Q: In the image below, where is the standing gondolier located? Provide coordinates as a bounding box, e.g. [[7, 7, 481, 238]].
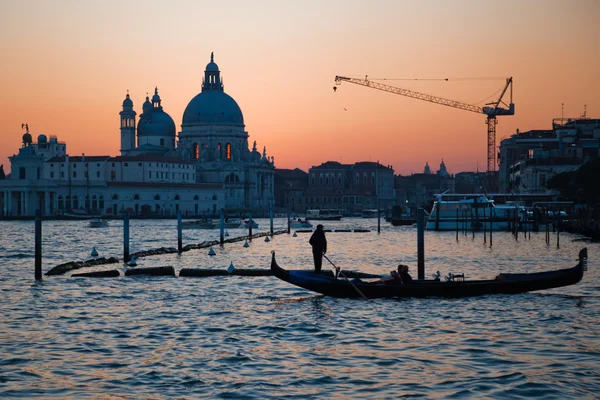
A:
[[309, 224, 327, 273]]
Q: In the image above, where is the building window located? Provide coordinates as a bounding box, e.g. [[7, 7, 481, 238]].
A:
[[96, 171, 100, 178], [193, 143, 199, 159], [124, 163, 128, 167], [50, 172, 54, 178], [160, 139, 165, 146], [19, 168, 26, 179], [226, 143, 231, 160], [149, 171, 151, 179], [61, 172, 64, 178], [73, 171, 77, 178], [540, 174, 547, 187], [111, 170, 116, 181]]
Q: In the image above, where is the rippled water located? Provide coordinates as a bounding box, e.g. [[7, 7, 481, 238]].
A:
[[0, 218, 599, 398]]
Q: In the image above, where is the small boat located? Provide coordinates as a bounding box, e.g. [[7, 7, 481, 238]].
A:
[[213, 218, 241, 229], [240, 219, 259, 229], [88, 219, 109, 228], [389, 205, 416, 226], [182, 219, 216, 229], [306, 209, 343, 221], [290, 218, 313, 229], [360, 209, 380, 218], [270, 248, 588, 299]]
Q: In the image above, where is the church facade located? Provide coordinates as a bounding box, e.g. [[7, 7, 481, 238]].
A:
[[0, 54, 275, 218]]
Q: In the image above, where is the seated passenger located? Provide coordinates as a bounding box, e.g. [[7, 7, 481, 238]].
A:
[[398, 264, 413, 284]]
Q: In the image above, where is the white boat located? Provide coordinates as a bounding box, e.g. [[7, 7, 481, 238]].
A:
[[213, 218, 241, 229], [361, 209, 380, 218], [426, 194, 529, 231], [306, 209, 343, 221], [182, 219, 216, 229], [88, 219, 109, 228], [290, 218, 313, 229], [240, 219, 259, 229]]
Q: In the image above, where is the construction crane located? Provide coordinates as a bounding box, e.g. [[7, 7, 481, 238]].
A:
[[333, 76, 514, 173]]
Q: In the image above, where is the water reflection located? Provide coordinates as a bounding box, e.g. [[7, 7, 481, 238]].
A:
[[0, 218, 598, 398]]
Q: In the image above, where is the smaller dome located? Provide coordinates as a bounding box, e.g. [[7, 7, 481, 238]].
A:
[[138, 110, 176, 138], [22, 133, 32, 143], [206, 61, 219, 72], [142, 96, 152, 113], [122, 93, 133, 108], [38, 134, 47, 144], [206, 51, 219, 71], [151, 87, 161, 103]]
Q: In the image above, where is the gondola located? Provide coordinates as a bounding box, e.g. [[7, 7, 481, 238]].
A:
[[270, 248, 588, 299]]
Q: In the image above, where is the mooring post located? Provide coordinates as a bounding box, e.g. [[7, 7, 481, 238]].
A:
[[248, 212, 253, 239], [471, 208, 475, 240], [489, 207, 493, 247], [270, 202, 274, 236], [483, 204, 487, 244], [287, 211, 291, 234], [557, 211, 560, 248], [514, 205, 519, 241], [177, 210, 182, 254], [456, 208, 459, 242], [123, 212, 130, 263], [417, 208, 425, 280], [435, 200, 440, 231], [377, 208, 381, 233], [220, 208, 225, 245], [35, 209, 42, 280]]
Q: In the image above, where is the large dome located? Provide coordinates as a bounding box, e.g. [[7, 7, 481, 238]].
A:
[[182, 90, 244, 126]]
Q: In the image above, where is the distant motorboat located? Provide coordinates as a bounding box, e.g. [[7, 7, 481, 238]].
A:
[[306, 209, 343, 221], [182, 219, 217, 229], [290, 218, 313, 229], [88, 219, 109, 228], [214, 218, 242, 229]]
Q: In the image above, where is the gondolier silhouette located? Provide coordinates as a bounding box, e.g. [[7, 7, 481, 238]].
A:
[[309, 224, 327, 273]]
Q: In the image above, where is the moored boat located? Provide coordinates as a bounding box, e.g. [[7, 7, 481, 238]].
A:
[[88, 219, 109, 228], [306, 209, 343, 221], [182, 219, 216, 229], [270, 248, 587, 299], [426, 194, 529, 231], [290, 218, 313, 229]]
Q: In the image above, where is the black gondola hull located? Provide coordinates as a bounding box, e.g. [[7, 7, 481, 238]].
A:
[[270, 249, 587, 299]]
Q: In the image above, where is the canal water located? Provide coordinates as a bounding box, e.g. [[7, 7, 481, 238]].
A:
[[0, 218, 598, 398]]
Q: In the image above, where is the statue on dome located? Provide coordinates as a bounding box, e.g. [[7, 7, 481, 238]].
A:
[[262, 146, 267, 160], [252, 141, 257, 152], [0, 164, 5, 180]]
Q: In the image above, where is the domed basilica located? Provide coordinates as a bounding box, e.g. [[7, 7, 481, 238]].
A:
[[1, 54, 275, 217]]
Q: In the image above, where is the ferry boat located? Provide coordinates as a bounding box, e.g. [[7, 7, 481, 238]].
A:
[[426, 194, 528, 231], [306, 209, 343, 221]]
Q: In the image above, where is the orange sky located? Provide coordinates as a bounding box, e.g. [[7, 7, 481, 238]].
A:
[[1, 0, 598, 176]]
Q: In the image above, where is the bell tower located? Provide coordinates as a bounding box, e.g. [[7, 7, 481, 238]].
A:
[[120, 91, 137, 155]]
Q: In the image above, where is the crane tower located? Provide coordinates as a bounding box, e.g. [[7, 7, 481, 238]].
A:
[[333, 76, 514, 173]]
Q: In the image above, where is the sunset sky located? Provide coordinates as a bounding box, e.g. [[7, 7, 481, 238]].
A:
[[1, 0, 598, 176]]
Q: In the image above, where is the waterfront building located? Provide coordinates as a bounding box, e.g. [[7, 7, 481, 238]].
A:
[[0, 54, 275, 218], [273, 168, 309, 213], [303, 161, 395, 215], [498, 118, 600, 194]]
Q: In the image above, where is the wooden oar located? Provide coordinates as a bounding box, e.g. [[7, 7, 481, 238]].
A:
[[322, 254, 369, 301]]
